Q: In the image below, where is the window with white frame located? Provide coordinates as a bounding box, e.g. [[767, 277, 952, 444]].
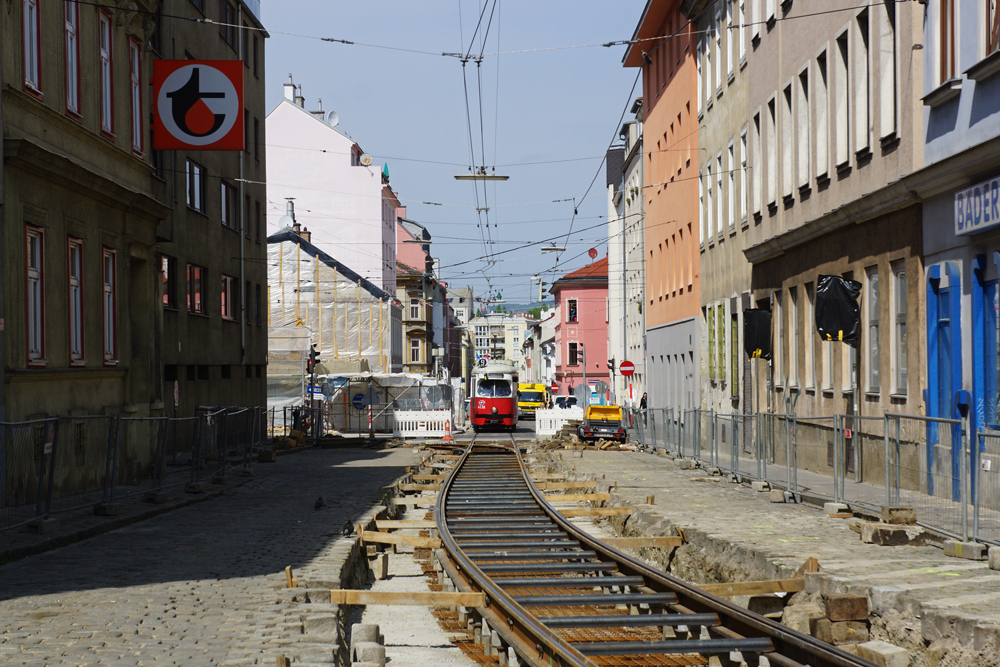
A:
[[728, 141, 736, 231], [766, 97, 777, 206], [699, 170, 706, 244], [697, 38, 704, 115], [939, 0, 956, 83], [866, 265, 879, 391], [410, 339, 421, 363], [816, 50, 830, 178], [715, 12, 723, 91], [782, 84, 793, 199], [706, 163, 714, 241], [27, 228, 44, 362], [834, 31, 850, 166], [854, 11, 871, 154], [567, 299, 578, 323], [739, 0, 747, 62], [878, 1, 897, 139], [716, 152, 724, 237], [69, 239, 84, 362], [708, 306, 717, 380], [892, 261, 907, 392], [221, 274, 236, 320], [752, 111, 763, 215], [726, 0, 734, 77], [186, 160, 205, 212], [705, 28, 714, 106], [102, 248, 117, 363], [740, 128, 748, 221], [990, 0, 1000, 56], [797, 68, 810, 189], [790, 286, 799, 387], [766, 0, 776, 23], [752, 0, 761, 42], [409, 297, 420, 319], [65, 1, 80, 113], [805, 282, 816, 388], [24, 0, 41, 91], [773, 292, 783, 381], [129, 39, 142, 153], [99, 11, 113, 135]]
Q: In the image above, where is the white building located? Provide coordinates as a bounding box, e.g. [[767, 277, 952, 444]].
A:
[[266, 76, 397, 293]]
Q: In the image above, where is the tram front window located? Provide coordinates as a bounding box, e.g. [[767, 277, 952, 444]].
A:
[[477, 380, 511, 397]]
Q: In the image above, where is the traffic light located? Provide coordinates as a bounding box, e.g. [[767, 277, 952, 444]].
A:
[[607, 357, 615, 371], [307, 345, 321, 374]]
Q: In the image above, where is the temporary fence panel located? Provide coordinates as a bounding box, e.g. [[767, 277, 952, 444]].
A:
[[535, 408, 584, 438], [393, 410, 453, 439], [976, 430, 1000, 545], [0, 419, 58, 532]]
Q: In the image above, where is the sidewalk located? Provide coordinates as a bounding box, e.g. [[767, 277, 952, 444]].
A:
[[545, 448, 1000, 666]]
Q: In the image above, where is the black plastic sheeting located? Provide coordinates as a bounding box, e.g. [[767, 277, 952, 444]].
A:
[[815, 275, 862, 348], [743, 309, 772, 360]]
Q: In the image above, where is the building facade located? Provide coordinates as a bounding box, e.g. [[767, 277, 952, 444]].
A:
[[550, 257, 610, 399], [624, 0, 701, 414]]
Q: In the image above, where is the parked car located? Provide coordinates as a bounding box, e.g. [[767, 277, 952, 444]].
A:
[[577, 404, 627, 443]]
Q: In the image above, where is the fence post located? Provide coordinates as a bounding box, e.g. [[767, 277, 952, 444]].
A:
[[961, 410, 970, 541], [834, 414, 841, 504], [43, 421, 59, 517], [883, 413, 891, 508], [974, 431, 981, 543]]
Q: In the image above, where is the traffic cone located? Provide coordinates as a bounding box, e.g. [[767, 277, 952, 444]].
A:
[[442, 418, 454, 442]]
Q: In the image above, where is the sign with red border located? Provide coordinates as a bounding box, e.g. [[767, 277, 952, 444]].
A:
[[619, 360, 636, 377], [153, 60, 244, 150]]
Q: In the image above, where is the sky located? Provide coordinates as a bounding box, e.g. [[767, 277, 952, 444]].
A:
[[262, 1, 648, 305]]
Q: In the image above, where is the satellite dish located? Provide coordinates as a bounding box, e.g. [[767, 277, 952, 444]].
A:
[[360, 154, 373, 167], [588, 248, 598, 259], [326, 110, 339, 128]]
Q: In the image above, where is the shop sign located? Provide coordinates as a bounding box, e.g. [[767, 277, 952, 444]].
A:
[[955, 175, 1000, 236]]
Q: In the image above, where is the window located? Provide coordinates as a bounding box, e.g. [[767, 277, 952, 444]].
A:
[[699, 170, 706, 243], [187, 264, 206, 314], [65, 1, 80, 113], [740, 128, 748, 222], [714, 12, 723, 91], [835, 31, 850, 166], [752, 111, 763, 215], [24, 0, 41, 91], [739, 0, 747, 62], [569, 342, 580, 366], [766, 0, 776, 23], [727, 141, 735, 231], [221, 181, 238, 229], [752, 0, 761, 42], [69, 239, 84, 362], [706, 163, 714, 240], [940, 0, 956, 83], [219, 0, 238, 49], [254, 118, 260, 161], [766, 98, 777, 206], [189, 0, 204, 11], [773, 292, 783, 381], [854, 11, 871, 154], [731, 309, 740, 397], [790, 287, 799, 387], [255, 284, 262, 325], [253, 35, 260, 77], [726, 0, 734, 78], [717, 304, 726, 382], [823, 340, 834, 390], [892, 262, 906, 392], [716, 152, 724, 236], [26, 227, 44, 362], [161, 255, 177, 308], [708, 306, 716, 379], [243, 280, 251, 323], [782, 85, 793, 199], [99, 11, 114, 135], [102, 248, 117, 363], [697, 39, 704, 115], [129, 39, 142, 153], [409, 297, 419, 319], [410, 339, 421, 363], [221, 275, 236, 320], [878, 1, 897, 139], [705, 28, 713, 105], [255, 200, 262, 241], [866, 266, 879, 391], [806, 282, 816, 388], [816, 51, 830, 178], [244, 195, 251, 237], [186, 160, 205, 212], [797, 69, 810, 189], [568, 299, 578, 323]]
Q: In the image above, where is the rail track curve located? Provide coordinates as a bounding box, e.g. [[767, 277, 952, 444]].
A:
[[433, 439, 877, 667]]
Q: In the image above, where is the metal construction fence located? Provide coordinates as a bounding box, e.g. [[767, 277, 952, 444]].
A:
[[0, 406, 264, 533], [628, 406, 1000, 546]]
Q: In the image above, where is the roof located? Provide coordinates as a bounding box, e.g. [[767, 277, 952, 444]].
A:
[[267, 227, 393, 302], [396, 260, 423, 276], [398, 218, 430, 242], [550, 257, 609, 293]]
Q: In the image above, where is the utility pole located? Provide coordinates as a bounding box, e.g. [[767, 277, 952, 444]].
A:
[[580, 344, 587, 401]]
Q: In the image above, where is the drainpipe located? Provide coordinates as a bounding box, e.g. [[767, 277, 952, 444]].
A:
[[238, 4, 247, 367]]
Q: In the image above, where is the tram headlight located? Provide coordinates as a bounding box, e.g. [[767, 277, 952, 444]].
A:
[[491, 407, 498, 414]]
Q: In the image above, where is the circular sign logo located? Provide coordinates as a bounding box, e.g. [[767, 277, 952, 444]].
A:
[[153, 61, 244, 150], [619, 361, 636, 377]]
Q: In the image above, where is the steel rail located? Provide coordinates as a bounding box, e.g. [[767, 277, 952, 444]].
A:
[[433, 437, 879, 667]]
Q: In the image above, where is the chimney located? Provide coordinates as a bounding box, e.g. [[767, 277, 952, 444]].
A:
[[299, 226, 311, 242], [283, 74, 296, 102], [310, 98, 325, 121], [294, 84, 305, 108]]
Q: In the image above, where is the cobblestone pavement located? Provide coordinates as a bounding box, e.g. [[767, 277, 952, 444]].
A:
[[0, 446, 417, 666]]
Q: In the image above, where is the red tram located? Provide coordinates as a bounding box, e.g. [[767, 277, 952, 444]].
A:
[[470, 363, 519, 432]]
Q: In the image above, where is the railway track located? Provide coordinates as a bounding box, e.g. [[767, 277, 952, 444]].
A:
[[432, 437, 876, 667]]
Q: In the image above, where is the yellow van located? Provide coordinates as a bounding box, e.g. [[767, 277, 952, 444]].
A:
[[517, 383, 549, 420]]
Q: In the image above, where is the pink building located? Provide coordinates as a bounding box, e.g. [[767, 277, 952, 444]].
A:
[[551, 257, 610, 398]]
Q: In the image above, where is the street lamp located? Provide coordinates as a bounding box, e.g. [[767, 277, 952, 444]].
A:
[[455, 167, 510, 181], [540, 244, 565, 252]]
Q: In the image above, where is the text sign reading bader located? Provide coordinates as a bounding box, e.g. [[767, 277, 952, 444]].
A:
[[955, 175, 1000, 236], [153, 60, 244, 150]]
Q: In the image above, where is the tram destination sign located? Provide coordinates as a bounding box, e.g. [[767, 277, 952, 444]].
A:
[[955, 175, 1000, 236]]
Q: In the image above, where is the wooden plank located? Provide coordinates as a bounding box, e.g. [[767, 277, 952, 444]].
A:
[[603, 536, 684, 548], [389, 497, 437, 506], [284, 565, 298, 589], [375, 520, 438, 530], [411, 474, 447, 482], [545, 492, 612, 502], [398, 483, 442, 492], [433, 454, 462, 461], [558, 506, 633, 517], [534, 481, 598, 490], [330, 590, 485, 606], [360, 530, 441, 549], [697, 578, 806, 597], [531, 473, 567, 480]]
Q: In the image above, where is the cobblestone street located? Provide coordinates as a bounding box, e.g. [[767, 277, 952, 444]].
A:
[[0, 447, 417, 666]]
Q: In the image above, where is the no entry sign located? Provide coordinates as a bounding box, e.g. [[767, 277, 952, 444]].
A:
[[153, 60, 244, 150], [619, 360, 636, 377]]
